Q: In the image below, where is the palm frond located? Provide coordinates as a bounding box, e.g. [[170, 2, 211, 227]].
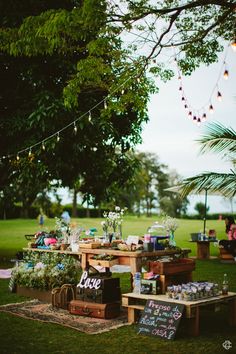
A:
[[168, 171, 236, 198], [196, 122, 236, 157]]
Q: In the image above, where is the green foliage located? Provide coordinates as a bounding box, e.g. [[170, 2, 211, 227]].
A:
[[194, 202, 209, 219], [173, 122, 236, 198], [12, 251, 80, 290], [0, 0, 235, 217], [0, 0, 157, 213]]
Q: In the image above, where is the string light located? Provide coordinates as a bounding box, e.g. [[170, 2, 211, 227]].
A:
[[1, 58, 143, 161], [174, 43, 231, 125], [202, 113, 207, 122], [217, 91, 222, 102], [73, 122, 77, 134], [197, 117, 201, 126], [231, 39, 236, 52], [104, 100, 108, 109], [16, 154, 20, 161], [121, 89, 125, 95], [209, 103, 214, 114], [223, 62, 229, 79], [42, 141, 46, 151]]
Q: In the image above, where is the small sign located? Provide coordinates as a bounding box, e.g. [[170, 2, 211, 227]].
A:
[[126, 235, 140, 245], [137, 299, 184, 340]]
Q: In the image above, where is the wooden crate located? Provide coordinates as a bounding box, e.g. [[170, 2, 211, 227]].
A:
[[16, 286, 52, 302], [148, 258, 195, 275], [88, 258, 119, 267], [79, 242, 101, 249], [219, 248, 234, 262]]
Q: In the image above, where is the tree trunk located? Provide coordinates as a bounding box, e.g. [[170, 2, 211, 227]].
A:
[[21, 203, 29, 218], [86, 198, 90, 218], [72, 189, 78, 218]]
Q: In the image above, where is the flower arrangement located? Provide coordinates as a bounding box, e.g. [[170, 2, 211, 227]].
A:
[[101, 206, 127, 240], [11, 252, 80, 290], [162, 215, 179, 234]]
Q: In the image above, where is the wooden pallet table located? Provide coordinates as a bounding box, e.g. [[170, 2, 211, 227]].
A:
[[122, 292, 236, 336]]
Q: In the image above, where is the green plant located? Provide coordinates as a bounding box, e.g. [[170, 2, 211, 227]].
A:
[[11, 252, 80, 290]]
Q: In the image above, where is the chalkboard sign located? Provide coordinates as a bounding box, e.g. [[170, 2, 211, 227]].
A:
[[137, 299, 184, 340]]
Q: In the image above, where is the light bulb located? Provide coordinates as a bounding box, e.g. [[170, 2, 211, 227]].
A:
[[121, 89, 125, 95], [209, 104, 214, 114], [42, 142, 46, 150], [57, 133, 60, 142], [188, 111, 192, 117], [88, 111, 92, 122], [137, 77, 140, 83], [28, 149, 32, 157], [223, 69, 229, 80], [74, 122, 77, 134], [104, 100, 107, 109], [231, 39, 236, 52], [178, 75, 181, 80], [181, 96, 185, 101], [197, 117, 201, 126], [16, 154, 20, 161], [179, 86, 182, 91], [184, 104, 188, 109], [217, 91, 222, 102], [193, 115, 197, 123], [202, 113, 207, 122]]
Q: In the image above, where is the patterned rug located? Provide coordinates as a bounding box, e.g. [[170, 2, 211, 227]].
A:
[[0, 300, 129, 334]]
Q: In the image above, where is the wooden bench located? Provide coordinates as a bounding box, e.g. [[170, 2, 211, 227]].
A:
[[122, 292, 236, 336]]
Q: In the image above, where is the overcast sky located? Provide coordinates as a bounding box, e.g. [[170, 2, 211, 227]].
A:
[[59, 44, 235, 214], [137, 46, 236, 213]]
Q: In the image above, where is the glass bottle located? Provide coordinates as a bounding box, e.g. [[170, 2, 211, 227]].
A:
[[222, 273, 229, 295], [133, 272, 141, 294]]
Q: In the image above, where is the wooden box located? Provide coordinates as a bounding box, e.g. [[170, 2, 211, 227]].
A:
[[79, 242, 101, 249], [69, 300, 120, 319], [141, 279, 160, 295], [77, 287, 121, 303], [219, 248, 234, 262], [148, 258, 195, 275], [16, 286, 52, 302], [88, 258, 119, 267]]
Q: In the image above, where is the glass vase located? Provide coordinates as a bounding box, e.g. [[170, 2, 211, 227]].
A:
[[169, 231, 176, 247]]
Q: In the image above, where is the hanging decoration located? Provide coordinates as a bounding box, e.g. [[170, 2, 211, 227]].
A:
[[0, 65, 142, 163], [1, 40, 235, 161], [175, 42, 234, 126]]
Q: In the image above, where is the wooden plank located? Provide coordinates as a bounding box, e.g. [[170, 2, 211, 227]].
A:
[[88, 258, 119, 267], [127, 304, 145, 310], [228, 299, 236, 326]]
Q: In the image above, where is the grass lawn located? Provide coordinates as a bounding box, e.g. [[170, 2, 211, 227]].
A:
[[0, 217, 235, 354], [0, 216, 226, 262]]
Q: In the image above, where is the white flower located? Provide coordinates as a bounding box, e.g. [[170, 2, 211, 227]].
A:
[[102, 206, 127, 233], [162, 215, 179, 233]]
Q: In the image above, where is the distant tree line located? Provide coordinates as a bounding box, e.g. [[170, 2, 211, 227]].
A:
[[0, 150, 189, 219]]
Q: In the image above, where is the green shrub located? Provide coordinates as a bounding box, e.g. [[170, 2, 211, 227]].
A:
[[11, 252, 81, 290]]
